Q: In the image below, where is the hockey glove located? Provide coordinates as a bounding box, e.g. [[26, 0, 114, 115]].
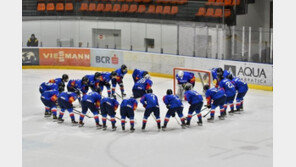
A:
[[166, 105, 170, 109], [143, 104, 147, 108], [206, 104, 211, 109]]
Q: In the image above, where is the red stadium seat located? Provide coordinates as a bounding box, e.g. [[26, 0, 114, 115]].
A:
[[103, 4, 112, 12], [195, 7, 206, 16], [120, 4, 129, 13], [134, 0, 142, 2], [37, 3, 46, 11], [126, 0, 133, 2], [118, 0, 125, 2], [232, 0, 240, 5], [205, 8, 214, 17], [96, 4, 104, 12], [142, 0, 152, 3], [215, 0, 224, 6], [112, 4, 121, 12], [80, 3, 88, 11], [214, 8, 223, 17], [224, 0, 232, 6], [224, 9, 231, 17], [56, 3, 64, 11], [137, 5, 146, 13], [206, 0, 215, 5], [128, 4, 138, 13], [47, 3, 55, 11], [155, 6, 163, 14], [88, 3, 96, 11], [162, 6, 171, 15], [65, 3, 74, 11], [170, 6, 178, 15], [146, 5, 156, 14]]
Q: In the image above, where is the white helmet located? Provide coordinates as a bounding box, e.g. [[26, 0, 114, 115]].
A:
[[178, 71, 184, 78], [144, 74, 150, 79]]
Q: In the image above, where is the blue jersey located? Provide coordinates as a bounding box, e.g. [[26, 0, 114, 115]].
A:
[[82, 92, 101, 103], [132, 69, 147, 81], [231, 77, 248, 93], [85, 74, 96, 87], [49, 78, 63, 85], [133, 78, 153, 91], [205, 87, 226, 101], [101, 97, 119, 109], [176, 72, 195, 85], [120, 98, 138, 110], [219, 78, 236, 97], [67, 79, 88, 94], [41, 90, 59, 101], [58, 92, 78, 102], [40, 82, 58, 93], [163, 94, 183, 108], [211, 68, 232, 80], [100, 72, 112, 83], [140, 93, 159, 109], [184, 90, 203, 105], [115, 68, 127, 79]]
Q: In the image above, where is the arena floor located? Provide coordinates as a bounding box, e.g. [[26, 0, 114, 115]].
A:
[[22, 69, 273, 167]]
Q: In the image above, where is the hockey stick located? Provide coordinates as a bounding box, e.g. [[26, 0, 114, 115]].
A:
[[174, 117, 181, 125], [115, 91, 123, 100], [203, 109, 211, 118]]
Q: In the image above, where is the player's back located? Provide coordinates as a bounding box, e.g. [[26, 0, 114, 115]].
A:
[[206, 87, 225, 100], [232, 77, 248, 93], [121, 98, 137, 109], [41, 90, 59, 100], [58, 92, 76, 101], [133, 78, 152, 90], [85, 75, 95, 86], [49, 78, 62, 85], [141, 93, 159, 108], [219, 79, 236, 97], [115, 68, 126, 78], [68, 79, 81, 88], [40, 82, 58, 93], [184, 90, 203, 104], [101, 97, 118, 107], [82, 92, 101, 103], [101, 72, 111, 82], [163, 94, 183, 108]]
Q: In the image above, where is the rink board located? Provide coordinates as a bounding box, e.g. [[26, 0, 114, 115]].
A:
[[22, 47, 273, 91]]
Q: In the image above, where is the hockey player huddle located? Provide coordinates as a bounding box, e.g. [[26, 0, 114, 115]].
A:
[[39, 65, 248, 132]]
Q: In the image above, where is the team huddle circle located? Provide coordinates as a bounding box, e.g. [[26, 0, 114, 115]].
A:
[[40, 65, 248, 132]]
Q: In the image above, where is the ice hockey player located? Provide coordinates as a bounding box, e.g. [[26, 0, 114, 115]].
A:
[[203, 84, 227, 122], [162, 89, 186, 130], [67, 76, 89, 96], [120, 96, 138, 132], [140, 89, 161, 130], [99, 71, 117, 97], [183, 83, 204, 126], [78, 88, 102, 128], [39, 82, 59, 94], [49, 74, 69, 87], [100, 96, 119, 131], [211, 68, 232, 87], [112, 64, 128, 97], [227, 74, 248, 112], [57, 90, 80, 124], [175, 70, 195, 100], [218, 75, 236, 114], [132, 74, 153, 99], [132, 68, 148, 83], [40, 88, 63, 119], [84, 72, 101, 93]]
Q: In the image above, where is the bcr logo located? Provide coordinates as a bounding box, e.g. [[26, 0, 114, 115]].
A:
[[112, 54, 118, 65]]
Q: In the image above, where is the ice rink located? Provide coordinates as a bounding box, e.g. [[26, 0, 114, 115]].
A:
[[23, 69, 273, 167]]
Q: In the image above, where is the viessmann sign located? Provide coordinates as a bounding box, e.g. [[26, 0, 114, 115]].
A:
[[39, 48, 91, 66]]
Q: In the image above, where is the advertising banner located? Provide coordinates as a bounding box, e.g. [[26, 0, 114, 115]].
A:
[[91, 49, 123, 69], [39, 48, 90, 66], [223, 61, 273, 86], [22, 48, 39, 65]]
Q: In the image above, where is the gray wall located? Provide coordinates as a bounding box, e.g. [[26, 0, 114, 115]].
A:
[[237, 0, 272, 29]]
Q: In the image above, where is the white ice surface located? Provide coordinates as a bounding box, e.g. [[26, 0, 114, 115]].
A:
[[23, 69, 273, 167]]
